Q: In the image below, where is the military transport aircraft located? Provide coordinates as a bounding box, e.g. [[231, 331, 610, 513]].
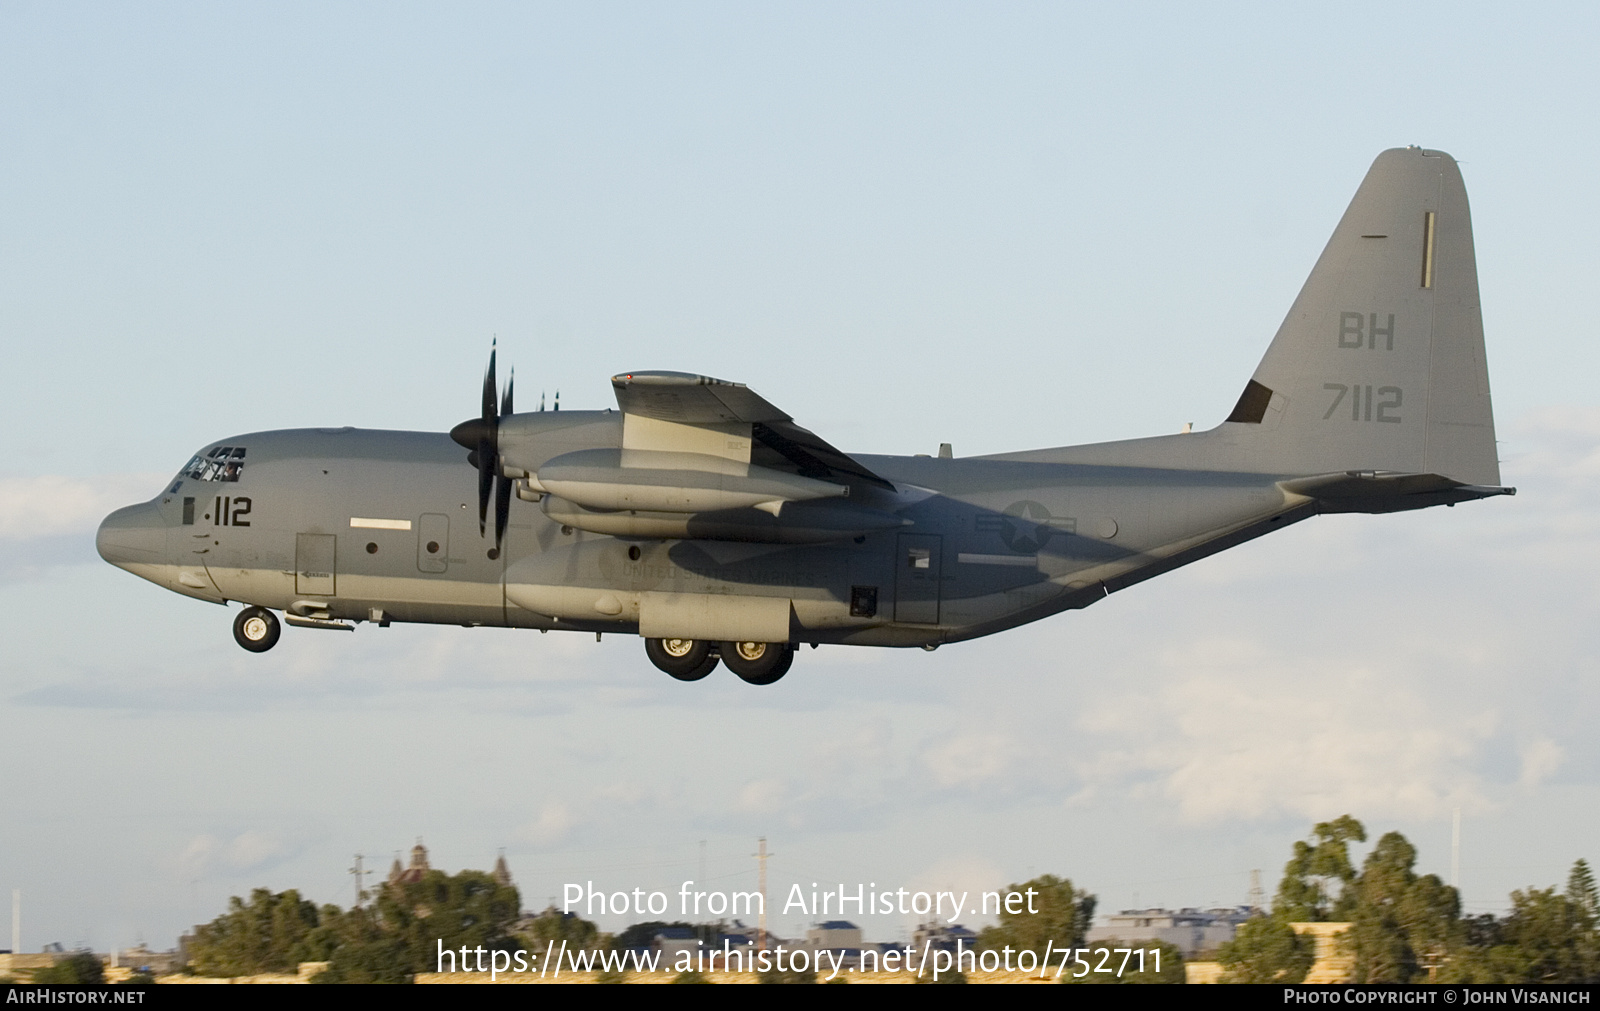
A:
[[97, 147, 1511, 685]]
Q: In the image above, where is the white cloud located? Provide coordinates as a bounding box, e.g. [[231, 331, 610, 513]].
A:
[[518, 801, 578, 847], [814, 718, 896, 778], [1518, 739, 1564, 790], [737, 778, 789, 813], [907, 856, 1008, 917], [174, 830, 292, 879], [177, 835, 220, 880], [225, 830, 289, 871], [921, 732, 1017, 789], [1177, 667, 1489, 822]]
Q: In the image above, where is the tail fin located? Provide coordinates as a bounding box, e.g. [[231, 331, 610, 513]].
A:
[[1224, 148, 1500, 485]]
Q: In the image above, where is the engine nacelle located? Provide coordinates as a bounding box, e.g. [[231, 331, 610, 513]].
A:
[[535, 448, 847, 514], [540, 494, 906, 543]]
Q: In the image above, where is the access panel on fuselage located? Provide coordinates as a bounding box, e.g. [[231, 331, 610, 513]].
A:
[[296, 533, 336, 596], [894, 533, 942, 624], [417, 513, 450, 573]]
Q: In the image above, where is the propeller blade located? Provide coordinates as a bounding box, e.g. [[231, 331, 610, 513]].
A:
[[476, 343, 499, 537], [494, 472, 512, 553], [493, 371, 515, 551], [478, 437, 493, 537], [482, 342, 498, 424]]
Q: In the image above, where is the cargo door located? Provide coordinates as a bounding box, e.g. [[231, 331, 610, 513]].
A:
[[894, 533, 942, 624]]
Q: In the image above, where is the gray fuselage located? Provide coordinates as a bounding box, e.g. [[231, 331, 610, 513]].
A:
[[96, 414, 1324, 648]]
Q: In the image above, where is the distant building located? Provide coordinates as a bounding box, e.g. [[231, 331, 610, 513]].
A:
[[651, 926, 701, 961], [113, 944, 181, 975], [388, 843, 431, 887], [797, 920, 868, 970], [385, 844, 512, 891], [806, 920, 862, 949], [912, 921, 979, 953], [720, 920, 762, 946], [1086, 907, 1253, 957], [639, 923, 773, 965]]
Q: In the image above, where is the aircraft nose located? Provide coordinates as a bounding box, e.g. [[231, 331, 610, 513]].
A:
[[96, 501, 167, 570]]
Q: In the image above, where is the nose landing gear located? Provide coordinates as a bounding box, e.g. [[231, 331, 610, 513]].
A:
[[233, 606, 281, 652]]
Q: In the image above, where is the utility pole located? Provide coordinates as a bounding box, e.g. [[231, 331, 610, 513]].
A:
[[1451, 808, 1461, 891], [11, 889, 18, 955], [348, 855, 370, 908], [753, 838, 773, 950], [1249, 869, 1265, 914]]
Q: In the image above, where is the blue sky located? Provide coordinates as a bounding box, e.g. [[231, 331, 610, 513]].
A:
[[3, 2, 1597, 950]]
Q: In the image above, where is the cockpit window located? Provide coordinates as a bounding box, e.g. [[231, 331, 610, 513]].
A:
[[181, 446, 246, 482]]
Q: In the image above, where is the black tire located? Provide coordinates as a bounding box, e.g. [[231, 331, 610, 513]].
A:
[[720, 641, 794, 685], [645, 638, 718, 681], [233, 606, 281, 653]]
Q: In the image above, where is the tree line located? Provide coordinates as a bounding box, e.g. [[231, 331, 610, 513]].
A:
[[185, 869, 524, 983], [1218, 815, 1599, 983], [177, 818, 1595, 983]]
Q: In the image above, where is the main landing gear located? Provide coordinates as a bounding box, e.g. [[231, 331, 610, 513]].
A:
[[720, 640, 794, 685], [233, 606, 281, 652], [643, 639, 795, 685], [645, 638, 719, 681]]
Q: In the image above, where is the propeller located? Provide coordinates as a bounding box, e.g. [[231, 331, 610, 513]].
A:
[[493, 371, 513, 550], [449, 342, 517, 557]]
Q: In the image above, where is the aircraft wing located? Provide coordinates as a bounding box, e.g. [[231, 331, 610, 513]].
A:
[[611, 371, 894, 489]]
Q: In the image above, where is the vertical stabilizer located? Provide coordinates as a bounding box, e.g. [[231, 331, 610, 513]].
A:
[[1224, 148, 1499, 485]]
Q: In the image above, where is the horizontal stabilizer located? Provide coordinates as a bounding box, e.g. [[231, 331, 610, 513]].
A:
[[1280, 470, 1515, 513]]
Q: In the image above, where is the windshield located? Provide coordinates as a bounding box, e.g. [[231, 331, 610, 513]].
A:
[[180, 445, 246, 483]]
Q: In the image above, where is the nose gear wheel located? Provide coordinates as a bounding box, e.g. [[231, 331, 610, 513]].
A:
[[233, 606, 281, 652]]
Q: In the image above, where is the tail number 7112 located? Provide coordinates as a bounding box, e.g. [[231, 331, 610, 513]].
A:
[[1323, 383, 1402, 423]]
